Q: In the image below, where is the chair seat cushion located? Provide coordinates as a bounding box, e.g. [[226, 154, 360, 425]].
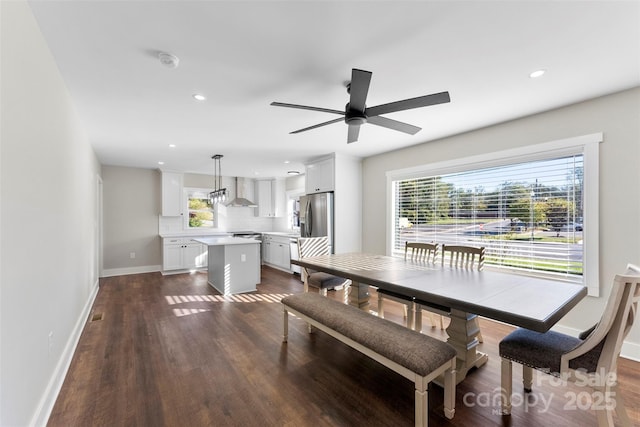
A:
[[500, 328, 603, 374], [308, 271, 347, 290], [500, 329, 581, 374]]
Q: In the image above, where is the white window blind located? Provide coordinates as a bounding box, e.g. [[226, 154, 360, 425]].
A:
[[387, 133, 601, 295]]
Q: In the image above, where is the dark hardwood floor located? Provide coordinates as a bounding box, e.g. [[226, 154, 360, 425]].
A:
[[48, 266, 640, 426]]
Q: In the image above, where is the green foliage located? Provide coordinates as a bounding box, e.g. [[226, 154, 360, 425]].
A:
[[188, 196, 214, 228], [546, 198, 576, 230]]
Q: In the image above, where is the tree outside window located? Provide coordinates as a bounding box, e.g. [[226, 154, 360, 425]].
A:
[[187, 192, 214, 228]]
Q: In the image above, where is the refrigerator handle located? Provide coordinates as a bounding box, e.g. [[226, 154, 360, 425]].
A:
[[305, 199, 312, 236]]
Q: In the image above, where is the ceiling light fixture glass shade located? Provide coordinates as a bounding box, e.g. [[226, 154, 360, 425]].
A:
[[209, 154, 227, 204]]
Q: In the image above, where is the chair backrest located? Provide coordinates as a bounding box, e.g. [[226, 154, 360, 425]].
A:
[[561, 263, 640, 375], [298, 236, 330, 259], [441, 244, 485, 270], [404, 242, 438, 263], [297, 236, 330, 283]]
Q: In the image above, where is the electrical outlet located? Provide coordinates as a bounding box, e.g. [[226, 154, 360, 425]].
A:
[[241, 254, 246, 262], [129, 252, 136, 259]]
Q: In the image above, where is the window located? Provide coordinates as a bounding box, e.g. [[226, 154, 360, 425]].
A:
[[185, 188, 214, 228], [387, 133, 601, 296], [286, 190, 304, 231]]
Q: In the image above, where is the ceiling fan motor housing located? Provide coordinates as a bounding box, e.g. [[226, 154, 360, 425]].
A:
[[345, 103, 367, 125]]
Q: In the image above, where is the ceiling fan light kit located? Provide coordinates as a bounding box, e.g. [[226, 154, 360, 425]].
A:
[[271, 68, 450, 143]]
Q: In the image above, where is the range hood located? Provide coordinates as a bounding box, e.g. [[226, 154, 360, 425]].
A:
[[225, 177, 257, 207]]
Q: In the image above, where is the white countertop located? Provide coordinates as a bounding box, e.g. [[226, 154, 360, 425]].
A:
[[160, 232, 231, 238], [193, 236, 261, 246], [262, 231, 300, 238]]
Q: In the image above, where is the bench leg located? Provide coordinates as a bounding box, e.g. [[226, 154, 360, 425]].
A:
[[283, 307, 288, 343], [415, 387, 428, 427]]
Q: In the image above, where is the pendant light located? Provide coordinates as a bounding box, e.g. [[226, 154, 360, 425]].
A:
[[209, 154, 227, 204]]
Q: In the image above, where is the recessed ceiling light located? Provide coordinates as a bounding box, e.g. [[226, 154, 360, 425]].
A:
[[529, 69, 546, 79], [192, 93, 206, 101], [284, 160, 290, 164], [168, 144, 176, 148], [158, 161, 165, 165], [287, 170, 300, 176]]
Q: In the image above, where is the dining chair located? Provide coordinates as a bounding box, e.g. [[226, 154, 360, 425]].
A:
[[377, 242, 439, 329], [499, 263, 640, 426], [414, 244, 485, 338], [440, 244, 485, 270], [297, 236, 349, 297]]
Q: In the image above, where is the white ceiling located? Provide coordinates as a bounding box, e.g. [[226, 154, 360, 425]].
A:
[[28, 1, 640, 178]]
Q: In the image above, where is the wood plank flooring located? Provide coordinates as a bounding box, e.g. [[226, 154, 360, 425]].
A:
[[48, 266, 640, 426]]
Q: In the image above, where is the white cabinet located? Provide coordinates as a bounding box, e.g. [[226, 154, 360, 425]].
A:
[[161, 172, 184, 216], [305, 157, 334, 194], [255, 178, 286, 217], [255, 179, 275, 217], [163, 237, 207, 272], [262, 234, 292, 271]]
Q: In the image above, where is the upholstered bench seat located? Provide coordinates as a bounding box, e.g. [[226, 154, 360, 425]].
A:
[[281, 292, 457, 427]]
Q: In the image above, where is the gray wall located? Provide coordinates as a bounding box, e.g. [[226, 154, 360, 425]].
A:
[[102, 166, 161, 272], [1, 1, 102, 424], [362, 87, 640, 356]]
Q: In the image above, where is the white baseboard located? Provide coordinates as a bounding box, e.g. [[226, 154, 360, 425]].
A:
[[30, 279, 100, 427], [101, 264, 161, 277], [552, 323, 640, 362]]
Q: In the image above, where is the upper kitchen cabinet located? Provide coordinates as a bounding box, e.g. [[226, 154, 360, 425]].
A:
[[305, 157, 334, 194], [161, 171, 184, 216], [255, 178, 286, 217]]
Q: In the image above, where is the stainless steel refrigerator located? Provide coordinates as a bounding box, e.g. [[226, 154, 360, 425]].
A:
[[299, 192, 334, 253]]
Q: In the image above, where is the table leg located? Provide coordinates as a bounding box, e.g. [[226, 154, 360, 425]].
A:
[[446, 309, 488, 383], [347, 280, 370, 311]]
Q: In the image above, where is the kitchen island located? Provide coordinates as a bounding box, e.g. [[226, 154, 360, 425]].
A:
[[193, 237, 261, 295]]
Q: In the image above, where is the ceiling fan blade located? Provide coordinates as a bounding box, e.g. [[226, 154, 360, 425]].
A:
[[271, 102, 345, 115], [367, 115, 421, 135], [347, 124, 360, 143], [348, 69, 372, 113], [290, 117, 344, 134], [366, 91, 450, 117]]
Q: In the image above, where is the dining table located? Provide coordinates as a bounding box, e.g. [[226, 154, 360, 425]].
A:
[[291, 252, 588, 383]]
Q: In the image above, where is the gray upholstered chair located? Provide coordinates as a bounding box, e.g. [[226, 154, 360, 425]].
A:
[[414, 244, 485, 338], [377, 242, 439, 329], [297, 236, 349, 296], [499, 264, 640, 426]]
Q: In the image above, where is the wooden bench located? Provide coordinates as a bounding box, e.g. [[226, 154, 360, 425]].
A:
[[281, 292, 457, 427]]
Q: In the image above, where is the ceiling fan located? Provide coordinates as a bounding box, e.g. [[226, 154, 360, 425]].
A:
[[271, 68, 450, 144]]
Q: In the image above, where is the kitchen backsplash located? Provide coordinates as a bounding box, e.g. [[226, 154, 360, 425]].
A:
[[159, 206, 289, 236]]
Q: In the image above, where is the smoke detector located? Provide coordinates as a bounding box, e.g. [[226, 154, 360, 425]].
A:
[[158, 52, 179, 69]]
